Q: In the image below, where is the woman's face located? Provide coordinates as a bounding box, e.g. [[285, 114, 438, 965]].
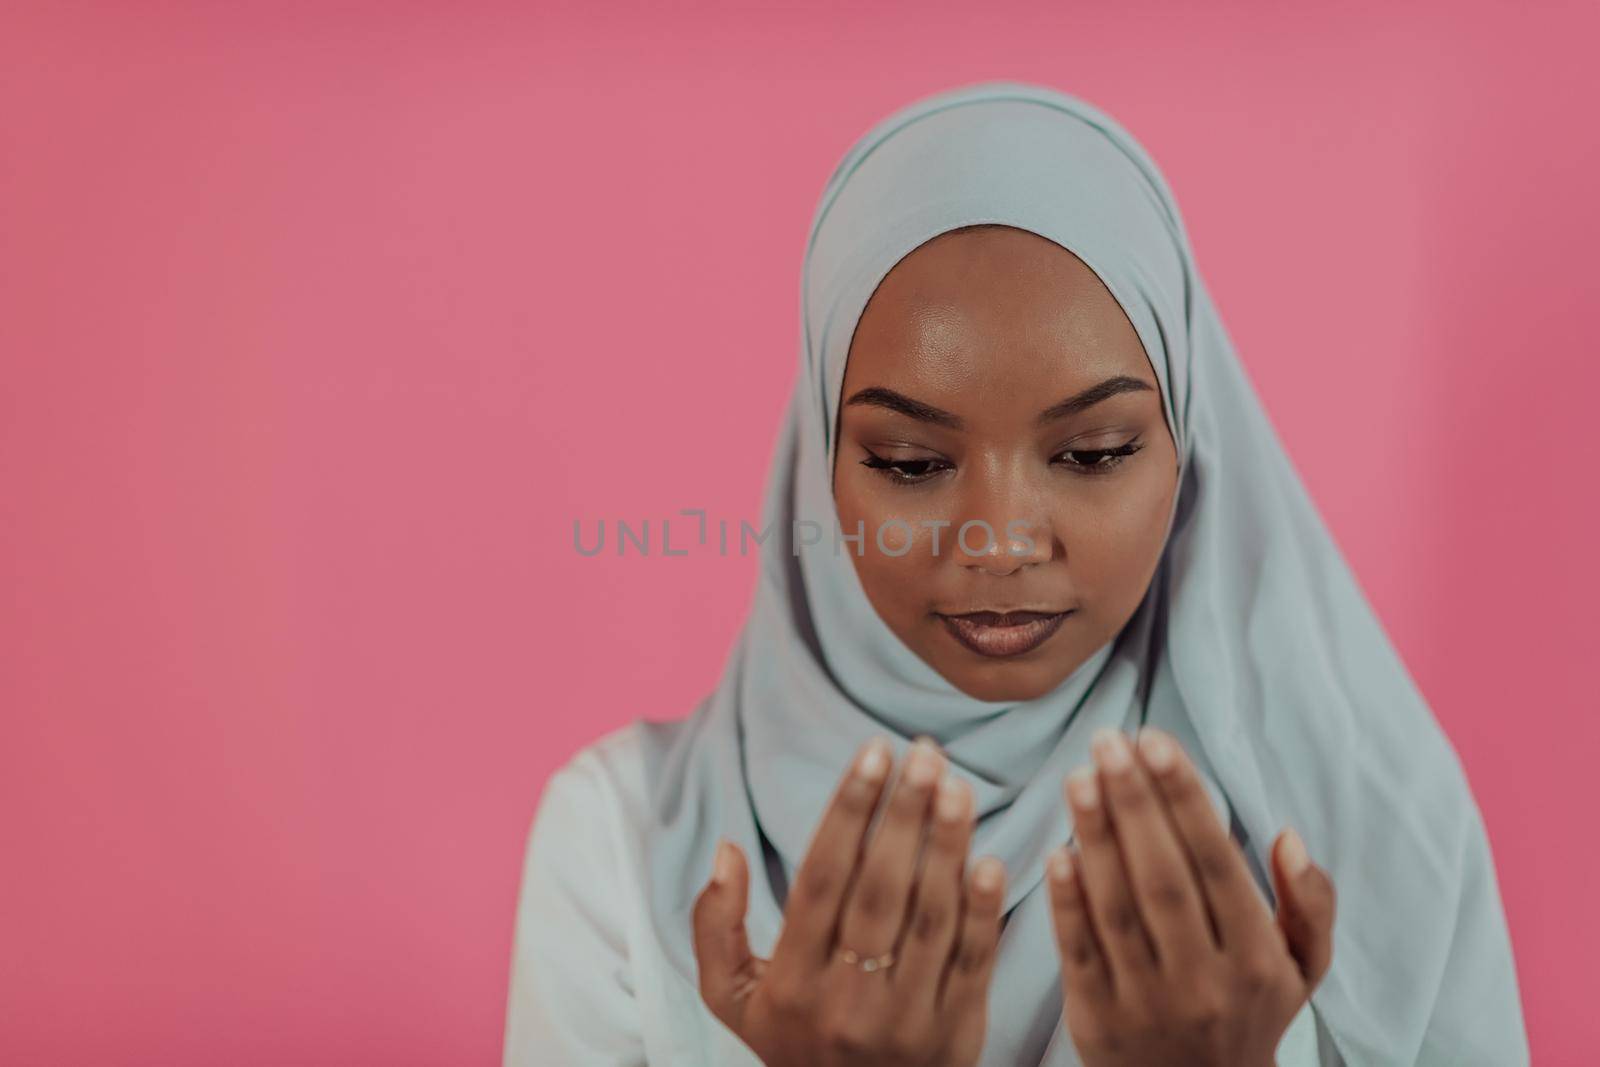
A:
[[832, 225, 1179, 702]]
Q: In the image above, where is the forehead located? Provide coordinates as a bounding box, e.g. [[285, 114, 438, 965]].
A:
[[842, 226, 1156, 410]]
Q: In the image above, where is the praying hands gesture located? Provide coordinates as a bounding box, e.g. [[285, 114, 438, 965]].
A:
[[1046, 726, 1337, 1067], [692, 736, 1004, 1066]]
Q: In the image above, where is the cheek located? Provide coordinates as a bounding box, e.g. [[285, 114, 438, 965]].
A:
[[834, 473, 941, 612], [1061, 469, 1176, 593]]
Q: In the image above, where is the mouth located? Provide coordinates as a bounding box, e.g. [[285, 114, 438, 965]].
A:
[[935, 609, 1073, 659]]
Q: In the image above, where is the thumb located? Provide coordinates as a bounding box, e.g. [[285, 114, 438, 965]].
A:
[[1271, 826, 1337, 992], [691, 837, 757, 1019]]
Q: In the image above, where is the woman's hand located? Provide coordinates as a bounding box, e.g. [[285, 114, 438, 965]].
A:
[[692, 736, 1006, 1066], [1046, 726, 1337, 1067]]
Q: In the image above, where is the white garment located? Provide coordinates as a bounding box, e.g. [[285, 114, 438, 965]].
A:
[[503, 722, 1330, 1066]]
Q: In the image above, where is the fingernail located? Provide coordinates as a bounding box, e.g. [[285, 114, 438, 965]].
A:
[[1280, 826, 1309, 877], [1048, 846, 1073, 885], [1065, 766, 1099, 810], [936, 776, 970, 822], [905, 737, 942, 787], [1137, 727, 1174, 772], [975, 856, 1004, 892], [1091, 727, 1131, 772], [712, 838, 734, 885], [856, 737, 890, 782]]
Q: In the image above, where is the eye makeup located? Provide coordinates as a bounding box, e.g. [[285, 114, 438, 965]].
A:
[[857, 437, 1145, 486]]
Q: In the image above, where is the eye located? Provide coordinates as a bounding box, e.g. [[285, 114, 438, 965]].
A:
[[858, 450, 952, 486], [858, 439, 1146, 485], [1053, 439, 1144, 476]]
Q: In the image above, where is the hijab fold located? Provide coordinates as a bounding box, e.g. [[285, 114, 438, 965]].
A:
[[636, 81, 1528, 1066]]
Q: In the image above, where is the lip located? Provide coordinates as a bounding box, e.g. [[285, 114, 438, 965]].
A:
[[936, 609, 1072, 658]]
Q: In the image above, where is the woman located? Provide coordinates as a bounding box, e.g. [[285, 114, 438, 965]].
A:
[[504, 82, 1528, 1066]]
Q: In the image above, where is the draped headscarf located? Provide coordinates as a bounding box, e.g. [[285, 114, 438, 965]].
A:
[[635, 80, 1528, 1065]]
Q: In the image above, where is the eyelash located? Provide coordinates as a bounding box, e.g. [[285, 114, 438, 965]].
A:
[[858, 440, 1145, 486]]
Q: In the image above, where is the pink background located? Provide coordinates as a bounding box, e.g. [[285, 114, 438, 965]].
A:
[[3, 1, 1595, 1063]]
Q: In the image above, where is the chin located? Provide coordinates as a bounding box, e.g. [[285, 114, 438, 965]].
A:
[[939, 662, 1065, 703]]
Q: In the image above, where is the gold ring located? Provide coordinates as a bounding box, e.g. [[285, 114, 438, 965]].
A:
[[836, 945, 896, 972]]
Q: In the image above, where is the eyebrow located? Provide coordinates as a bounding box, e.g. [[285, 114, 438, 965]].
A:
[[842, 375, 1155, 430]]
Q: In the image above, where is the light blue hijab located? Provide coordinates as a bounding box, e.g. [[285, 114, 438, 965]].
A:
[[637, 81, 1528, 1065]]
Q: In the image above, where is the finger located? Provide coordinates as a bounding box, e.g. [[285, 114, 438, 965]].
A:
[[891, 774, 974, 1009], [1271, 826, 1336, 990], [1090, 727, 1216, 971], [938, 856, 1006, 1013], [1064, 763, 1157, 981], [692, 838, 757, 1022], [1047, 843, 1112, 1004], [771, 735, 894, 972], [834, 737, 947, 968], [1135, 726, 1276, 953]]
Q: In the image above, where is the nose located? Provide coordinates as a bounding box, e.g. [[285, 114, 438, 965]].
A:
[[952, 477, 1054, 576]]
